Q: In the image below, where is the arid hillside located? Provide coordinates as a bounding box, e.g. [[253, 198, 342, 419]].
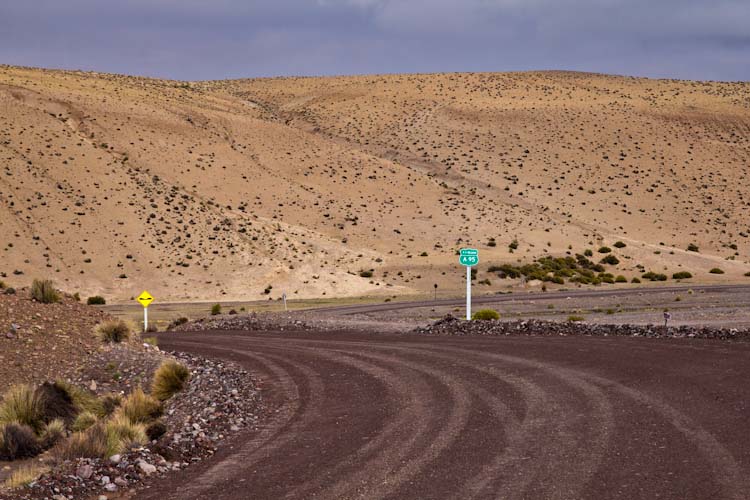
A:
[[1, 66, 749, 301]]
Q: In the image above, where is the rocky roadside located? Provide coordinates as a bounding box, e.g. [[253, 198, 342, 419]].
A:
[[0, 352, 263, 500], [414, 314, 750, 341]]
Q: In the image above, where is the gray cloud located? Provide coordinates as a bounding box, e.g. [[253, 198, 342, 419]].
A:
[[0, 0, 747, 81]]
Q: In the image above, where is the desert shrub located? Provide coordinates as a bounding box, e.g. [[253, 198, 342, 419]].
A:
[[168, 317, 189, 330], [508, 239, 519, 251], [30, 279, 60, 304], [642, 272, 667, 281], [144, 337, 158, 347], [35, 382, 77, 426], [0, 385, 44, 431], [597, 246, 611, 254], [4, 287, 16, 295], [151, 360, 190, 401], [0, 280, 5, 289], [708, 268, 724, 274], [615, 275, 627, 283], [358, 270, 373, 278], [95, 319, 131, 343], [672, 271, 693, 280], [55, 425, 108, 460], [567, 315, 585, 322], [487, 238, 497, 247], [3, 463, 48, 489], [600, 255, 619, 265], [687, 243, 699, 252], [104, 414, 147, 456], [631, 277, 641, 283], [471, 309, 500, 321], [145, 420, 168, 441], [87, 295, 106, 305], [71, 411, 98, 432], [745, 272, 750, 277], [0, 423, 41, 460], [584, 249, 593, 257], [211, 303, 221, 315], [53, 381, 105, 418], [117, 388, 162, 424], [613, 241, 626, 248], [40, 419, 66, 449]]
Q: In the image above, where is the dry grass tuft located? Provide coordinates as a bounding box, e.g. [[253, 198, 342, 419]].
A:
[[71, 411, 98, 432], [54, 380, 105, 417], [95, 319, 132, 343], [117, 388, 162, 424], [0, 385, 44, 432], [54, 425, 108, 460], [2, 463, 49, 490], [0, 422, 41, 460], [40, 419, 66, 448], [30, 278, 60, 304], [105, 414, 148, 456], [151, 360, 190, 401]]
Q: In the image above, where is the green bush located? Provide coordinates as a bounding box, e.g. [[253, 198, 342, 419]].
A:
[[31, 279, 60, 304], [600, 255, 619, 265], [151, 360, 190, 401], [631, 277, 641, 283], [471, 309, 500, 321], [87, 296, 106, 305], [95, 319, 131, 343], [613, 241, 626, 248], [211, 303, 222, 315], [597, 246, 611, 254], [567, 315, 585, 322], [358, 270, 373, 278], [584, 249, 593, 257], [642, 272, 667, 281], [615, 275, 627, 283], [709, 268, 725, 274], [672, 271, 693, 280], [687, 243, 699, 252]]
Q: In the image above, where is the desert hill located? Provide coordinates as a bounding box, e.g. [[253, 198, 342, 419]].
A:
[[1, 66, 749, 301]]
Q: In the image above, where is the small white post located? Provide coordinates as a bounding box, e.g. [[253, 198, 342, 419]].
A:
[[144, 307, 148, 333], [283, 292, 287, 312], [466, 265, 472, 320]]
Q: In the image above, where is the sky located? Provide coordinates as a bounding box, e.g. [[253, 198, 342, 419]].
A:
[[1, 0, 748, 81]]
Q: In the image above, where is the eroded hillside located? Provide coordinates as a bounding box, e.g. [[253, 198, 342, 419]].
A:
[[1, 66, 749, 300]]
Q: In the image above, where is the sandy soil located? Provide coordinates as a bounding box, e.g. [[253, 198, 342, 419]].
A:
[[1, 66, 749, 302]]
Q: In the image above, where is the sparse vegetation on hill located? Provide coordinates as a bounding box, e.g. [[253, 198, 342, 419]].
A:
[[31, 279, 60, 304]]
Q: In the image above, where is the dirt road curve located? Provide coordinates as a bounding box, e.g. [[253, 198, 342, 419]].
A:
[[142, 331, 750, 500]]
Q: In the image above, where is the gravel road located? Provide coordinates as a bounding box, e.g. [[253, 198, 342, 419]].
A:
[[136, 329, 750, 500]]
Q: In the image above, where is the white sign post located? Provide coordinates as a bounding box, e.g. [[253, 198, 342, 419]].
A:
[[282, 292, 287, 312], [136, 291, 154, 332], [459, 249, 478, 320]]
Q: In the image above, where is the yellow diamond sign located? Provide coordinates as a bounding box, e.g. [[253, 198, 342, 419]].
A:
[[137, 290, 154, 308]]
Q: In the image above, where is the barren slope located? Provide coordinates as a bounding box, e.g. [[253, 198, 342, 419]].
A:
[[1, 66, 749, 301]]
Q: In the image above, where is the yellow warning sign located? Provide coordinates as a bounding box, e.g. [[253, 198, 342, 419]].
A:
[[136, 291, 154, 308]]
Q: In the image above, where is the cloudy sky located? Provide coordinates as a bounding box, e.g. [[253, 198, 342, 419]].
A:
[[1, 0, 748, 81]]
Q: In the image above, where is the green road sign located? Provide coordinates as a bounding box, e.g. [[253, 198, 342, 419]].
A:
[[459, 248, 478, 266]]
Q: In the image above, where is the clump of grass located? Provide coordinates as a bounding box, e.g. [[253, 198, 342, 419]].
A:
[[71, 411, 98, 432], [567, 315, 585, 322], [87, 295, 106, 305], [40, 419, 66, 448], [55, 425, 108, 460], [0, 423, 41, 460], [30, 279, 60, 304], [3, 463, 49, 490], [104, 414, 147, 456], [672, 271, 693, 280], [144, 337, 158, 347], [471, 309, 500, 321], [642, 272, 668, 281], [95, 319, 131, 343], [117, 388, 162, 424], [100, 393, 123, 418], [0, 385, 44, 432], [211, 303, 222, 315], [709, 268, 725, 274], [151, 360, 190, 401]]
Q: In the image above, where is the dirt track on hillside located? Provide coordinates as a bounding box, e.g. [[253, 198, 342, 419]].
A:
[[134, 330, 750, 500]]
